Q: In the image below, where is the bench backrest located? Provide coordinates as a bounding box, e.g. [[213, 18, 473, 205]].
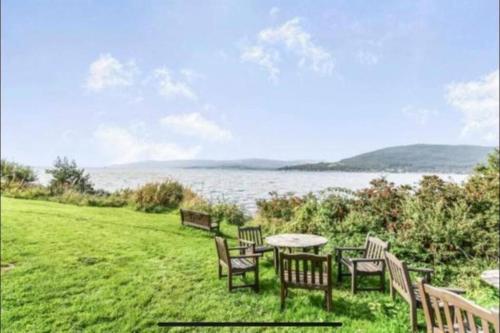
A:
[[385, 251, 414, 304], [180, 209, 212, 228], [417, 280, 499, 333], [280, 252, 332, 290], [238, 226, 264, 246], [214, 236, 230, 268], [364, 235, 389, 269]]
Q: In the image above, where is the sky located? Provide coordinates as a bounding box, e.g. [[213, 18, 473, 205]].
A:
[[2, 0, 499, 167]]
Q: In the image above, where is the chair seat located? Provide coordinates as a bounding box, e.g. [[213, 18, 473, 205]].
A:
[[283, 270, 329, 287], [231, 258, 256, 271], [341, 257, 383, 273], [254, 245, 274, 253]]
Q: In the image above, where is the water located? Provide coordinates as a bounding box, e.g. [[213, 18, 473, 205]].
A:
[[35, 168, 468, 214]]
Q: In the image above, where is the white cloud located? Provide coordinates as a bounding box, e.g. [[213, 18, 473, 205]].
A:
[[402, 105, 437, 125], [357, 50, 379, 65], [154, 68, 198, 101], [180, 68, 204, 83], [86, 54, 138, 92], [445, 69, 499, 142], [241, 17, 334, 80], [161, 112, 232, 142], [94, 125, 200, 164], [269, 6, 280, 17], [241, 45, 280, 82]]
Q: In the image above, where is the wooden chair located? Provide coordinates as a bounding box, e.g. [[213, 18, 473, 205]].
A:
[[214, 236, 261, 292], [385, 251, 464, 332], [238, 226, 274, 256], [417, 280, 499, 333], [279, 252, 333, 312], [335, 234, 389, 294], [180, 209, 219, 233]]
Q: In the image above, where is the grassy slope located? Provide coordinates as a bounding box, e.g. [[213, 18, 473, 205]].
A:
[[0, 197, 496, 332]]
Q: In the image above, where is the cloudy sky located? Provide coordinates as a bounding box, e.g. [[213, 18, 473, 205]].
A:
[[2, 0, 498, 167]]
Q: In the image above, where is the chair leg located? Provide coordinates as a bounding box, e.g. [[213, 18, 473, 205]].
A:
[[325, 290, 332, 312], [380, 273, 385, 292], [254, 267, 259, 293], [280, 285, 286, 310], [409, 304, 418, 332], [337, 260, 343, 283], [351, 270, 357, 294], [228, 271, 233, 292], [218, 264, 222, 278]]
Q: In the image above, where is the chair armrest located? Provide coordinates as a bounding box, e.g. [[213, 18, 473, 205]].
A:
[[231, 253, 262, 259], [408, 267, 434, 283], [229, 246, 250, 251], [335, 247, 365, 252], [238, 239, 256, 245], [350, 258, 385, 263]]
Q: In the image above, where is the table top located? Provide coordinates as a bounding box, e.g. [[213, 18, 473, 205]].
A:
[[265, 233, 328, 248], [481, 269, 499, 289]]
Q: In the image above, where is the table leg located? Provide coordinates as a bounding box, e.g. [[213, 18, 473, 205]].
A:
[[274, 247, 279, 274], [313, 246, 319, 254]]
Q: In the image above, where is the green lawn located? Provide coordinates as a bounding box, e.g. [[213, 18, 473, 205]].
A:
[[0, 197, 496, 332]]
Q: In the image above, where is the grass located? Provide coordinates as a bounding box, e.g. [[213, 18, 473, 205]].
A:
[[1, 197, 497, 332]]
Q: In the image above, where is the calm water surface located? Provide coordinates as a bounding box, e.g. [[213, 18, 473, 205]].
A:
[[35, 168, 468, 214]]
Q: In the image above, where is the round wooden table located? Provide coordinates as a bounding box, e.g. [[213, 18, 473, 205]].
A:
[[265, 233, 328, 272]]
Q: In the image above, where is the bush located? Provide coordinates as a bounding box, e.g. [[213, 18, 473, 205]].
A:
[[134, 180, 184, 212], [2, 184, 51, 200], [46, 157, 94, 194], [1, 160, 37, 188]]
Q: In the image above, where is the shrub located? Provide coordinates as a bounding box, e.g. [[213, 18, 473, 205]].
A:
[[2, 184, 51, 200], [46, 157, 94, 194], [134, 180, 184, 212], [210, 202, 248, 226], [1, 160, 37, 188]]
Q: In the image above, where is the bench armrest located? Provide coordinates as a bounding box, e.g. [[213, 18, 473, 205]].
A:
[[442, 287, 465, 295]]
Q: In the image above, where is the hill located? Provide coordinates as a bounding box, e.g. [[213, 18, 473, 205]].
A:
[[280, 144, 497, 173], [109, 158, 315, 170]]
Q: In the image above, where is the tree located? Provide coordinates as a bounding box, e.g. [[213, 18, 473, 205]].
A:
[[45, 157, 94, 194]]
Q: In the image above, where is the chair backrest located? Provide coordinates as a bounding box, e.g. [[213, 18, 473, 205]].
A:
[[180, 209, 212, 228], [385, 251, 414, 304], [214, 236, 230, 268], [280, 252, 332, 289], [417, 280, 500, 333], [238, 226, 263, 246], [364, 235, 389, 269]]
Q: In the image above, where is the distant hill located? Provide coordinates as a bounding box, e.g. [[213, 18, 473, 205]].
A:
[[110, 159, 315, 170], [280, 144, 497, 173]]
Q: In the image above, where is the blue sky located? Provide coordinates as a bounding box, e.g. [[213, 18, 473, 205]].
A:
[[2, 0, 498, 167]]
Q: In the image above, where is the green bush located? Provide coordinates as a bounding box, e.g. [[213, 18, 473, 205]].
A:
[[2, 184, 51, 200], [134, 180, 184, 212], [1, 160, 37, 189]]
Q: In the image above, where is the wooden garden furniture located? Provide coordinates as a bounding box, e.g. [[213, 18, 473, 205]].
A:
[[335, 234, 388, 294], [417, 280, 499, 333], [385, 251, 465, 332], [214, 236, 261, 292], [180, 208, 219, 233], [238, 226, 274, 256], [279, 252, 333, 312], [266, 233, 328, 273]]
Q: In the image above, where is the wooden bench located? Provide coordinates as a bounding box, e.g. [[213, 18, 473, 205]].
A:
[[418, 280, 499, 333], [180, 209, 219, 233], [385, 251, 464, 332], [335, 234, 389, 294]]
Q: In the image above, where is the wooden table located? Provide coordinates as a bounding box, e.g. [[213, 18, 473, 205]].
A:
[[265, 233, 328, 273], [481, 269, 499, 289]]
